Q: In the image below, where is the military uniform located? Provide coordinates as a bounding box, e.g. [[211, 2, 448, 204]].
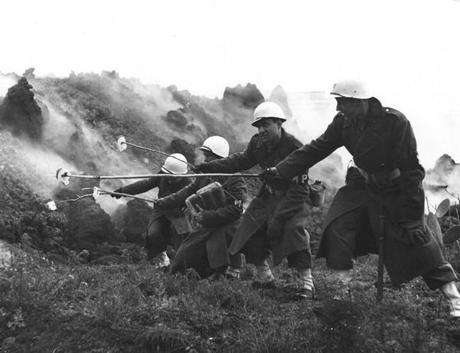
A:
[[276, 98, 456, 288], [118, 172, 190, 259], [197, 129, 312, 269], [156, 175, 247, 277]]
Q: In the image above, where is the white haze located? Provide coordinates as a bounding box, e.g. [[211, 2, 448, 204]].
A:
[[0, 130, 77, 200], [2, 0, 460, 214]]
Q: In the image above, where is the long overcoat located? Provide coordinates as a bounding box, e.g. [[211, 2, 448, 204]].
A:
[[157, 175, 247, 273], [276, 99, 445, 285], [198, 129, 311, 266]]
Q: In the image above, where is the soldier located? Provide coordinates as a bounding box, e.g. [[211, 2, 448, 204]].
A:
[[112, 153, 190, 267], [268, 79, 460, 317], [194, 102, 315, 298], [155, 136, 246, 279]]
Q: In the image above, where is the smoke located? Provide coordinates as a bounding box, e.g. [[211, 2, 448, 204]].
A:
[[41, 100, 78, 144], [284, 90, 347, 190], [0, 130, 77, 200], [424, 156, 460, 212], [0, 73, 18, 97], [35, 92, 153, 177]]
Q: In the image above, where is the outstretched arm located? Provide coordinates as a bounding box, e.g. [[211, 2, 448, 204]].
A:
[[196, 138, 258, 173], [115, 176, 160, 195], [276, 115, 344, 179]]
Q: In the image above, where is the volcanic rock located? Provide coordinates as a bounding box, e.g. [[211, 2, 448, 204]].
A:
[[0, 77, 44, 141], [165, 109, 188, 127], [120, 199, 152, 244], [64, 197, 117, 251], [223, 83, 264, 110], [269, 85, 292, 118], [434, 154, 457, 175], [168, 138, 196, 165]]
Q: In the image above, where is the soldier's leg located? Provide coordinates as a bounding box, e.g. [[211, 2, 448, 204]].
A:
[[241, 226, 274, 284], [287, 250, 315, 298], [323, 207, 367, 270], [324, 206, 374, 297], [282, 209, 317, 298], [423, 264, 460, 317], [145, 216, 171, 263], [170, 231, 211, 277], [225, 253, 243, 279]]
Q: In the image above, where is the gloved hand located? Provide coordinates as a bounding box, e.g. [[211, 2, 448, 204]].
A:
[[399, 223, 431, 246], [258, 167, 280, 182], [192, 163, 208, 173], [110, 188, 123, 199]]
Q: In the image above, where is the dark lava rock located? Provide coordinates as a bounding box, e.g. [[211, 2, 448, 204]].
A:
[[166, 109, 188, 128], [168, 138, 196, 165], [120, 199, 152, 244], [223, 83, 264, 110], [64, 197, 117, 251], [0, 77, 44, 141]]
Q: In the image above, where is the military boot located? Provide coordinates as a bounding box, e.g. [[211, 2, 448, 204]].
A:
[[156, 251, 170, 269], [252, 260, 275, 289], [441, 281, 460, 318], [225, 267, 241, 280]]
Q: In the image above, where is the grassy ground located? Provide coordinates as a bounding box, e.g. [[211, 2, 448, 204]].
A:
[[1, 246, 460, 353]]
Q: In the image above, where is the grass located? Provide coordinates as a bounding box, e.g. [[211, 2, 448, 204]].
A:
[[1, 246, 460, 353]]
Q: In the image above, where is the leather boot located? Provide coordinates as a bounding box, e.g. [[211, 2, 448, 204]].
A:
[[441, 281, 460, 318], [296, 268, 315, 299], [252, 260, 275, 289], [157, 251, 170, 268]]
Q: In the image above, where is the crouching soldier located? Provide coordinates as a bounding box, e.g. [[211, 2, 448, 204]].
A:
[[270, 79, 460, 317], [195, 102, 315, 299], [112, 153, 191, 267], [155, 136, 247, 279]]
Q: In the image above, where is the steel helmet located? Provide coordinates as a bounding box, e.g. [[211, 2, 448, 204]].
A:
[[252, 101, 286, 127], [200, 136, 230, 158], [330, 80, 372, 99], [161, 153, 188, 174]]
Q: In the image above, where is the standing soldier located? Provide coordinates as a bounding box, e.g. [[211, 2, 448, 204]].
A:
[[155, 136, 246, 279], [195, 102, 315, 299], [269, 80, 460, 317], [112, 153, 190, 268]]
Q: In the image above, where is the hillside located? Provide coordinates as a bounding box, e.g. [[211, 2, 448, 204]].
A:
[[1, 71, 460, 352]]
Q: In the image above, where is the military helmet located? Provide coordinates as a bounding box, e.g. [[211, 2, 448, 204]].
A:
[[161, 153, 188, 174], [330, 80, 372, 99], [200, 136, 230, 158], [252, 101, 286, 127]]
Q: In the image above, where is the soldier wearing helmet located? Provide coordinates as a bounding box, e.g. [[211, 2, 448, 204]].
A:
[[194, 102, 315, 299], [270, 80, 460, 317], [155, 136, 247, 279], [111, 153, 191, 267]]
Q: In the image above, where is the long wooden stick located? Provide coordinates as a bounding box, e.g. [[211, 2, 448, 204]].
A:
[[376, 214, 385, 302], [61, 172, 261, 180], [99, 189, 156, 203], [124, 142, 196, 169]]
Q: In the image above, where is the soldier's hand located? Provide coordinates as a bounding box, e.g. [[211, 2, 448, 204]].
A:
[[258, 167, 280, 181], [190, 163, 204, 173], [110, 188, 123, 199], [400, 224, 430, 246], [193, 205, 205, 224]]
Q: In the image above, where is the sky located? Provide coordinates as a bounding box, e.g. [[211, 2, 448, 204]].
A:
[[1, 0, 460, 167]]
